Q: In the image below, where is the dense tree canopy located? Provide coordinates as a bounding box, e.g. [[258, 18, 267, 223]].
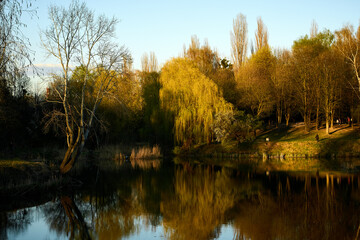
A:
[[159, 58, 232, 147]]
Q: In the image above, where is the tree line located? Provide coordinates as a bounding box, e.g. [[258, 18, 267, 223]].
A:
[[1, 0, 360, 172]]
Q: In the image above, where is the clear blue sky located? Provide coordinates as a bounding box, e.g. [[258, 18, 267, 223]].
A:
[[23, 0, 360, 71]]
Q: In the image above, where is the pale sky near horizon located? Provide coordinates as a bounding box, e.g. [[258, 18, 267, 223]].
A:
[[21, 0, 360, 83]]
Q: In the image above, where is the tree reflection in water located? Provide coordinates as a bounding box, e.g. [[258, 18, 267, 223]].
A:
[[232, 173, 360, 240], [161, 164, 252, 240], [61, 196, 91, 239], [3, 160, 360, 240], [0, 209, 32, 240], [42, 196, 91, 239]]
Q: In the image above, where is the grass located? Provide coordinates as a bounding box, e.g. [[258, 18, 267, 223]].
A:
[[0, 159, 42, 168], [0, 158, 58, 196], [254, 124, 360, 158], [184, 123, 360, 159], [256, 123, 359, 142], [130, 145, 162, 160]]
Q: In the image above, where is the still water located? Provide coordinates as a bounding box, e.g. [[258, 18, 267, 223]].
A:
[[1, 158, 360, 240]]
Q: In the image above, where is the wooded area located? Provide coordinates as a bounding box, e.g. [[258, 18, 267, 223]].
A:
[[1, 0, 360, 173]]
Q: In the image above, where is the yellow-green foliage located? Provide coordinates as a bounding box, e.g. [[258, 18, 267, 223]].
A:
[[130, 145, 162, 159], [160, 58, 232, 145]]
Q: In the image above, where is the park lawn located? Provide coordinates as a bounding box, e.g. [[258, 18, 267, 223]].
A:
[[254, 124, 360, 157], [185, 123, 360, 158]]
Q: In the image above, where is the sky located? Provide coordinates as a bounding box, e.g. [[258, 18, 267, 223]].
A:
[[21, 0, 360, 83]]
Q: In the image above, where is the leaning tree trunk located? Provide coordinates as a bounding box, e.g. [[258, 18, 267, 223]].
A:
[[60, 107, 97, 174], [60, 142, 81, 174], [60, 127, 84, 174]]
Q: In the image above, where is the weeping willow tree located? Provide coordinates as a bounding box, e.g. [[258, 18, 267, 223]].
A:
[[159, 58, 232, 147]]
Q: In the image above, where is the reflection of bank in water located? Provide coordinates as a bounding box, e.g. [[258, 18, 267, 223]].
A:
[[130, 158, 161, 170], [112, 145, 163, 170], [113, 155, 161, 170], [230, 169, 360, 240]]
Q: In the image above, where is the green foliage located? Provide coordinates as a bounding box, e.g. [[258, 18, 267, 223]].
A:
[[291, 30, 337, 132], [210, 68, 238, 105], [160, 58, 233, 146], [212, 110, 261, 143], [0, 78, 41, 151], [292, 30, 334, 58], [220, 58, 233, 69], [140, 71, 173, 145], [98, 69, 143, 144], [236, 46, 276, 117]]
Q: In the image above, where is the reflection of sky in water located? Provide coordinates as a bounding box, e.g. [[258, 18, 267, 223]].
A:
[[12, 219, 66, 240], [7, 206, 67, 240], [6, 208, 235, 240]]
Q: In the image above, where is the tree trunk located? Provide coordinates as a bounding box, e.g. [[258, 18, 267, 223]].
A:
[[316, 104, 320, 131], [325, 111, 330, 135], [60, 143, 81, 174], [285, 112, 290, 126], [276, 103, 282, 127], [326, 120, 329, 134], [304, 112, 311, 133]]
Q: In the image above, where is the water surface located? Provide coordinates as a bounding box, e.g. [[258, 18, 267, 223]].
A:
[[1, 158, 360, 240]]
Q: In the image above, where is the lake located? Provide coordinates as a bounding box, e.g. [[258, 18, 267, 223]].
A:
[[1, 157, 360, 240]]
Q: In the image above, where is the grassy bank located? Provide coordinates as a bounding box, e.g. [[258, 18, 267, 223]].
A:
[[183, 123, 360, 159], [0, 159, 56, 197], [257, 124, 360, 158]]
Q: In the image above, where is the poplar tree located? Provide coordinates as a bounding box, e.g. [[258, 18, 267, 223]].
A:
[[231, 13, 248, 69]]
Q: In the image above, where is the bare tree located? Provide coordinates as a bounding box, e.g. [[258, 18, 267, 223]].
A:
[[141, 52, 150, 72], [231, 13, 248, 69], [41, 0, 130, 174], [184, 35, 219, 76], [0, 0, 35, 95], [310, 20, 318, 39], [254, 17, 268, 52], [141, 52, 158, 72], [149, 52, 158, 72], [335, 24, 360, 96]]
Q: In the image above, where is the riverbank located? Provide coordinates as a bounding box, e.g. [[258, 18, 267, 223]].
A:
[[1, 124, 359, 195], [0, 159, 56, 198], [181, 123, 360, 159]]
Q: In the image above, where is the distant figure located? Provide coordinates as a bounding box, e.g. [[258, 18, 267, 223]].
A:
[[336, 119, 339, 125], [315, 134, 319, 142]]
